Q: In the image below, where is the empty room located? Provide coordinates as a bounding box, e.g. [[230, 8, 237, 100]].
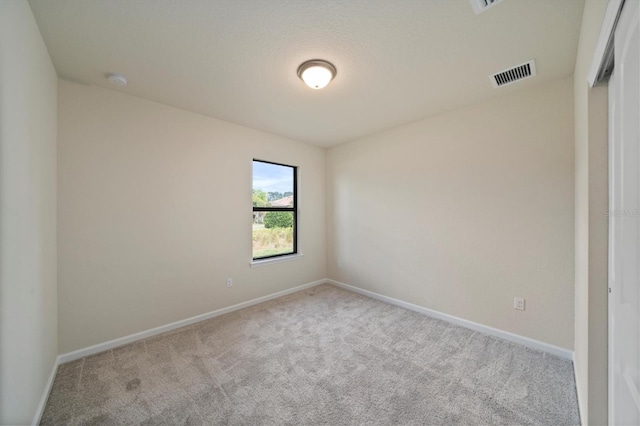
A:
[[2, 0, 638, 425]]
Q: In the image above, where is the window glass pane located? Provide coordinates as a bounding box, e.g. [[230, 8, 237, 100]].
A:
[[252, 160, 296, 260], [252, 211, 294, 258], [252, 161, 294, 207]]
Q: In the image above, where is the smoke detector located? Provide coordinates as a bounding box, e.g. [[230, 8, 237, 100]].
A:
[[107, 73, 128, 86], [469, 0, 504, 15], [490, 60, 536, 88]]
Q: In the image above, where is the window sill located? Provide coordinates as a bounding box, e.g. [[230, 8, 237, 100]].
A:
[[250, 253, 304, 268]]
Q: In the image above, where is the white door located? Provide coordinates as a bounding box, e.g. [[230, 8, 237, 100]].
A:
[[609, 0, 640, 424]]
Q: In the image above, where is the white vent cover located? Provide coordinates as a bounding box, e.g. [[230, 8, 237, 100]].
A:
[[469, 0, 504, 15], [490, 60, 537, 88]]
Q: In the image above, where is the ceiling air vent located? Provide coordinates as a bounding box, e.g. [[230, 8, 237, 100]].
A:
[[490, 60, 536, 88], [469, 0, 504, 15]]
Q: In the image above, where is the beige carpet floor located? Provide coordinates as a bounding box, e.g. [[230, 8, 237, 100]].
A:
[[41, 284, 579, 425]]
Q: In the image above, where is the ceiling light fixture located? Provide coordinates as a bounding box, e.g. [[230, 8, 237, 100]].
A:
[[107, 73, 128, 86], [297, 60, 336, 90]]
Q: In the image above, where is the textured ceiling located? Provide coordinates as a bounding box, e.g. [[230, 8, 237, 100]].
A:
[[29, 0, 585, 147]]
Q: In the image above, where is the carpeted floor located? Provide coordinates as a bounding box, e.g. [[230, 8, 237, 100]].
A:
[[41, 284, 580, 425]]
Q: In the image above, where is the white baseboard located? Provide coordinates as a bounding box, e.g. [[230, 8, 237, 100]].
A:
[[32, 355, 61, 426], [44, 276, 574, 424], [573, 353, 585, 425], [58, 279, 327, 364], [328, 279, 574, 360]]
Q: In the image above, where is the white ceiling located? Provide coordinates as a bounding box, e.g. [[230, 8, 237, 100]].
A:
[[29, 0, 585, 147]]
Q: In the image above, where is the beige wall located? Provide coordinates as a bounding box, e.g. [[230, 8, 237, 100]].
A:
[[573, 1, 609, 424], [58, 80, 326, 353], [327, 77, 575, 349], [0, 1, 58, 424]]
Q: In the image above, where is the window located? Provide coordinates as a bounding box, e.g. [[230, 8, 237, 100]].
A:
[[252, 160, 297, 260]]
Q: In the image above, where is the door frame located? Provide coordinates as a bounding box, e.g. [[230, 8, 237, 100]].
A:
[[588, 1, 626, 425]]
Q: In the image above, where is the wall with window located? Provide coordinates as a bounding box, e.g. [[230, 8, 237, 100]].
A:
[[58, 80, 326, 353], [327, 77, 575, 350]]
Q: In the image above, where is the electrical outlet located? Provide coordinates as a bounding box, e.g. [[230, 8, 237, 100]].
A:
[[226, 278, 233, 288], [337, 260, 343, 269], [514, 297, 525, 311]]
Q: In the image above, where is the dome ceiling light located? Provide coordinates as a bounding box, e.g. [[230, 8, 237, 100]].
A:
[[297, 60, 337, 90]]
